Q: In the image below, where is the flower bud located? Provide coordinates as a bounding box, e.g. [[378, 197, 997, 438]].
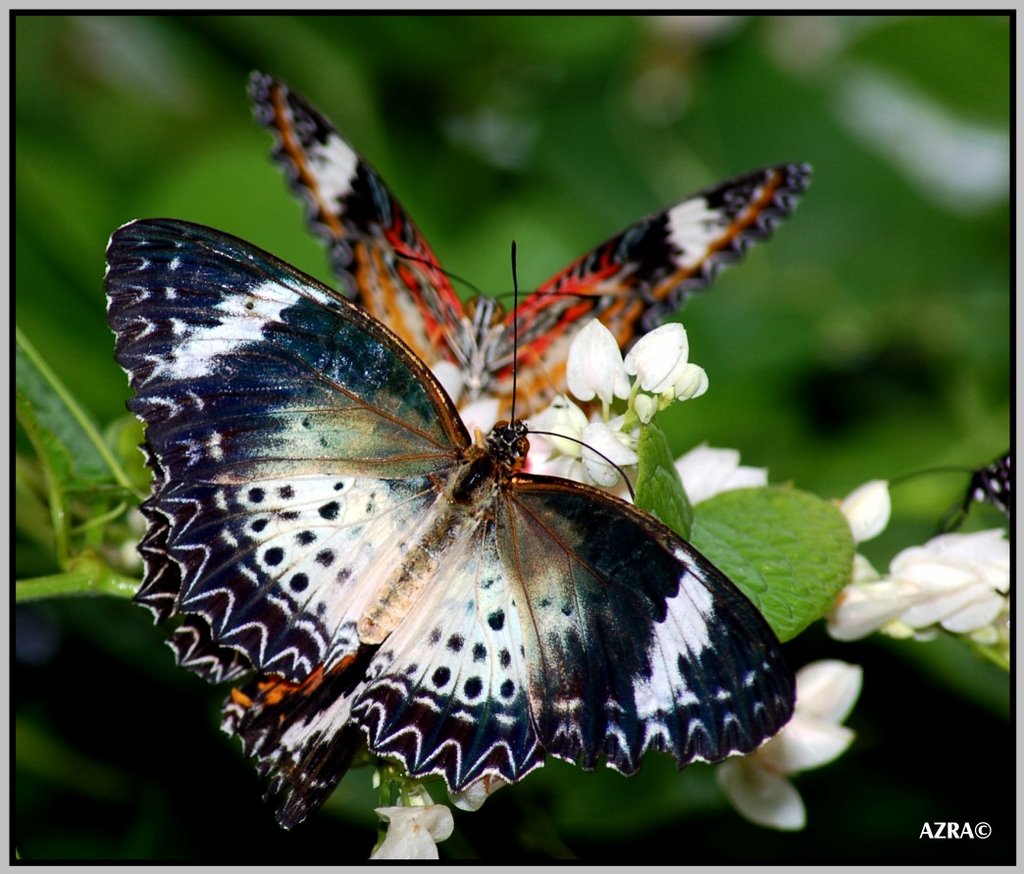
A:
[[624, 323, 690, 394]]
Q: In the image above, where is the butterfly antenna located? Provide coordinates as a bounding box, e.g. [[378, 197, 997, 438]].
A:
[[527, 430, 637, 502], [887, 459, 1011, 535], [395, 249, 485, 299], [491, 286, 605, 309], [510, 240, 520, 423], [888, 465, 974, 488]]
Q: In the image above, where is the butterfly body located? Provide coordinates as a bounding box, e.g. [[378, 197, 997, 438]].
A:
[[107, 210, 794, 828], [250, 72, 811, 418], [967, 452, 1011, 517], [941, 451, 1012, 532]]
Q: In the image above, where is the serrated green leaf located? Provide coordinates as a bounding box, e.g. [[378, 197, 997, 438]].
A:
[[634, 420, 694, 540], [16, 326, 141, 496], [16, 373, 74, 562], [690, 486, 855, 642], [16, 328, 109, 485]]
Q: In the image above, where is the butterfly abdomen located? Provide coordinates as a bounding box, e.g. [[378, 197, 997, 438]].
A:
[[356, 451, 501, 644]]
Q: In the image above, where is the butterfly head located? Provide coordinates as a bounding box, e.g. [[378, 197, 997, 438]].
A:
[[486, 420, 530, 472]]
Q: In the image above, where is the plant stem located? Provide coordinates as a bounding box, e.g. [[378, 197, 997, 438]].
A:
[[15, 565, 139, 602]]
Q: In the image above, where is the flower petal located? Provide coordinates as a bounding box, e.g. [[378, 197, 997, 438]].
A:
[[634, 393, 659, 424], [674, 444, 768, 504], [449, 774, 509, 811], [581, 420, 638, 487], [900, 581, 1002, 630], [793, 659, 864, 724], [840, 480, 891, 543], [892, 529, 1010, 593], [758, 716, 856, 773], [716, 759, 806, 831], [458, 397, 500, 436], [566, 319, 630, 404], [672, 363, 709, 400], [371, 805, 454, 860], [431, 360, 464, 403], [624, 323, 689, 393], [939, 592, 1006, 633], [826, 579, 917, 641], [528, 395, 588, 457]]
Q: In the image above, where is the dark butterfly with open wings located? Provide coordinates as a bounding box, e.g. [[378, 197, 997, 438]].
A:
[[106, 217, 795, 829]]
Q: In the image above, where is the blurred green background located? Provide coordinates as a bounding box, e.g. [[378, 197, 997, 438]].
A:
[[15, 14, 1011, 863]]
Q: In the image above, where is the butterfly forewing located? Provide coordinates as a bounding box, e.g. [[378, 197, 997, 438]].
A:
[[500, 164, 812, 411], [249, 72, 467, 372], [249, 71, 810, 419], [107, 219, 794, 830], [106, 219, 468, 680]]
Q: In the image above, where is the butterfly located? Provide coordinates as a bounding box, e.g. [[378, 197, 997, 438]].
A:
[[941, 451, 1012, 532], [106, 218, 795, 829], [249, 71, 811, 419]]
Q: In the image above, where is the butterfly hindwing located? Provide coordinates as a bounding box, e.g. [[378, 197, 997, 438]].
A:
[[217, 481, 546, 828], [248, 71, 467, 372], [350, 517, 544, 789], [501, 476, 793, 772]]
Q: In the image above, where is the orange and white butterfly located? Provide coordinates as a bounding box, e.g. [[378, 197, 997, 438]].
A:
[[249, 72, 811, 420]]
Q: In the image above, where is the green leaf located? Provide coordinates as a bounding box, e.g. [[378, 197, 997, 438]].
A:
[[105, 414, 152, 492], [17, 362, 74, 562], [15, 326, 141, 497], [690, 486, 855, 642], [634, 420, 694, 540], [15, 454, 56, 552], [17, 329, 108, 483]]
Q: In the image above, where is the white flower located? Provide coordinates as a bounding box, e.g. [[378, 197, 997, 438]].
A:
[[671, 362, 709, 401], [633, 392, 659, 424], [892, 530, 1009, 632], [828, 528, 1010, 643], [839, 480, 891, 543], [826, 578, 918, 641], [449, 774, 509, 812], [458, 396, 500, 437], [566, 319, 630, 405], [527, 394, 588, 458], [431, 360, 465, 404], [716, 660, 862, 831], [580, 420, 639, 487], [529, 318, 710, 490], [674, 444, 768, 504], [623, 323, 691, 394], [371, 804, 454, 860]]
